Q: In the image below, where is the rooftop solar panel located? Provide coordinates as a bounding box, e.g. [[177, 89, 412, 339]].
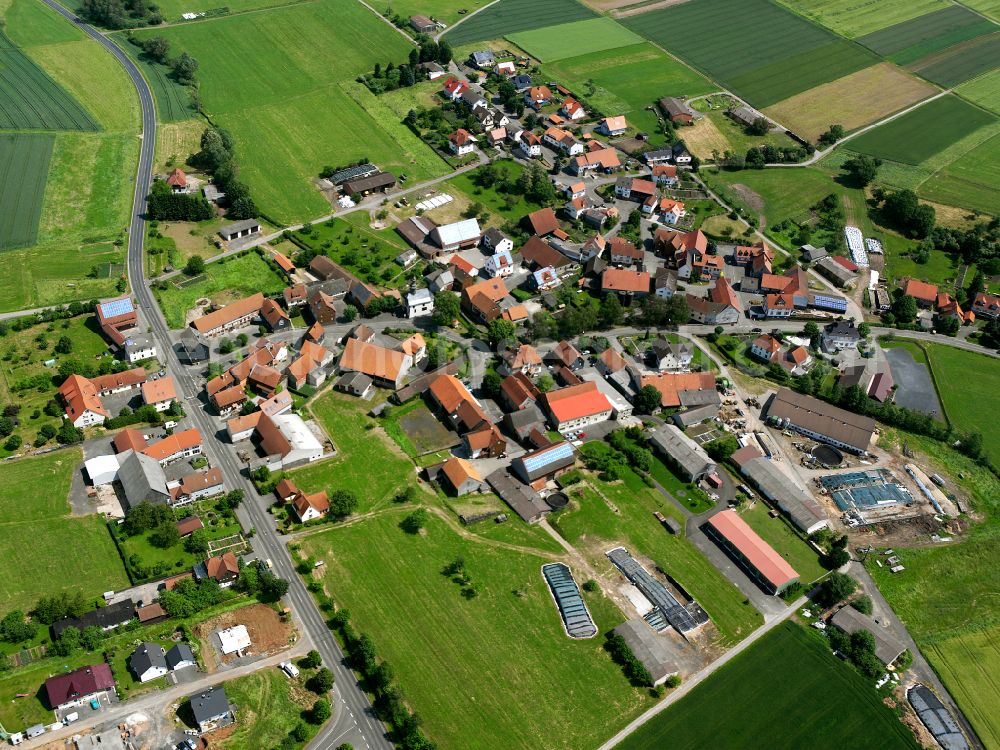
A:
[[99, 297, 134, 319], [523, 441, 574, 473]]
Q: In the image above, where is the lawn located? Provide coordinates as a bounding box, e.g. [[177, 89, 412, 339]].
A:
[[740, 501, 825, 583], [154, 0, 311, 21], [130, 0, 447, 223], [553, 444, 762, 646], [154, 251, 287, 328], [507, 17, 643, 63], [0, 450, 129, 614], [301, 509, 653, 750], [763, 63, 936, 142], [910, 33, 1000, 88], [618, 621, 919, 750], [620, 0, 877, 108], [216, 668, 320, 750], [289, 391, 420, 513], [918, 132, 1000, 216], [775, 0, 948, 38], [839, 95, 997, 165], [0, 134, 53, 251], [380, 0, 494, 26], [442, 0, 597, 46]]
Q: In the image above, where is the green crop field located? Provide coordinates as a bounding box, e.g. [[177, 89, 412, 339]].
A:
[[776, 0, 949, 38], [620, 0, 877, 108], [958, 68, 1000, 115], [113, 35, 198, 122], [542, 42, 713, 133], [155, 251, 287, 328], [925, 628, 1000, 749], [132, 1, 449, 223], [378, 0, 494, 26], [963, 0, 1000, 22], [858, 6, 990, 56], [442, 0, 597, 46], [911, 32, 1000, 87], [4, 0, 82, 47], [846, 95, 997, 165], [0, 28, 98, 131], [302, 509, 654, 750], [0, 134, 53, 250], [507, 17, 643, 62], [919, 132, 1000, 215], [618, 622, 919, 750], [0, 450, 128, 613]]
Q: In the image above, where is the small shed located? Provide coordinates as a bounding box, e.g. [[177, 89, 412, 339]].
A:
[[219, 219, 261, 241]]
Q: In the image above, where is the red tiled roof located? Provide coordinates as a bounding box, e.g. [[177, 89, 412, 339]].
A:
[[543, 381, 612, 424], [141, 428, 202, 463], [640, 371, 715, 408], [192, 293, 264, 334], [602, 268, 650, 294], [339, 338, 407, 382], [526, 208, 559, 236], [142, 376, 177, 405], [901, 278, 938, 303], [707, 509, 798, 589]]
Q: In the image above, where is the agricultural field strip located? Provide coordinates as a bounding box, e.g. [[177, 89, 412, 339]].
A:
[[773, 0, 949, 39], [856, 5, 995, 55], [911, 32, 1000, 88], [0, 134, 54, 250], [443, 0, 598, 46], [506, 17, 644, 62]]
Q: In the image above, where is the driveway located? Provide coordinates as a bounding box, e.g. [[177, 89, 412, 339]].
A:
[[884, 347, 942, 416]]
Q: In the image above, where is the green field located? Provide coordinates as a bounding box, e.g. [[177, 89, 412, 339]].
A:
[[919, 132, 1000, 215], [154, 0, 311, 21], [154, 251, 287, 328], [541, 42, 713, 139], [302, 509, 653, 750], [776, 0, 949, 38], [131, 0, 448, 223], [963, 0, 1000, 22], [0, 450, 129, 614], [741, 502, 826, 583], [846, 95, 997, 165], [377, 0, 494, 26], [0, 134, 53, 250], [958, 68, 1000, 115], [925, 627, 1000, 749], [113, 35, 198, 122], [911, 33, 1000, 87], [620, 0, 877, 108], [507, 17, 643, 63], [216, 668, 320, 750], [618, 621, 918, 750], [858, 6, 991, 56], [0, 28, 97, 131], [443, 0, 597, 46]]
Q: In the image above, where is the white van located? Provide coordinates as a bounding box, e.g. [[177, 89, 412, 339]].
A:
[[63, 712, 79, 724], [281, 661, 300, 678]]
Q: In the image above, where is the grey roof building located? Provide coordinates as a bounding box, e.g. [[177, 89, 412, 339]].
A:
[[731, 445, 828, 533], [166, 643, 196, 670], [830, 606, 906, 665], [613, 618, 680, 685], [129, 642, 168, 683], [816, 256, 858, 288], [117, 449, 171, 510], [800, 244, 828, 262], [177, 328, 209, 364], [218, 219, 260, 241], [190, 686, 231, 732], [647, 426, 716, 482], [672, 403, 719, 427], [52, 598, 136, 638], [765, 387, 876, 454], [511, 441, 576, 483]]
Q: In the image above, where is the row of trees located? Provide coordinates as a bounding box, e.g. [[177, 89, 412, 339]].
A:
[[81, 0, 161, 28], [195, 127, 258, 221], [360, 40, 453, 95], [605, 632, 653, 686], [147, 180, 215, 222]]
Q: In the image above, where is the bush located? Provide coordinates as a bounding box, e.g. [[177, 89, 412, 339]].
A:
[[307, 667, 334, 694], [605, 632, 653, 687], [582, 579, 599, 593], [850, 595, 873, 615], [816, 572, 857, 608]]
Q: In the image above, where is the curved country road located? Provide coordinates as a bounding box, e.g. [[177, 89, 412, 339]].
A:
[[34, 2, 393, 749]]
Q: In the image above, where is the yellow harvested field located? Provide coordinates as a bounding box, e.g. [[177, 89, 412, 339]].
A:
[[682, 116, 731, 158], [764, 64, 937, 141]]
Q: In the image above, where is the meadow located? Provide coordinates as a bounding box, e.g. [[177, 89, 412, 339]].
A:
[[763, 63, 936, 141], [381, 0, 494, 26], [0, 450, 129, 614], [846, 95, 997, 165], [618, 622, 919, 750], [0, 29, 97, 131], [964, 0, 1000, 21], [911, 33, 1000, 88], [113, 35, 198, 122], [919, 132, 1000, 216], [132, 2, 448, 223], [775, 0, 948, 38], [442, 0, 597, 46], [216, 668, 320, 750], [301, 509, 654, 750], [153, 0, 310, 21], [507, 17, 643, 62], [740, 501, 825, 583], [620, 0, 876, 108], [0, 134, 53, 250], [154, 251, 287, 328], [957, 68, 1000, 115], [925, 628, 1000, 750], [681, 109, 801, 159]]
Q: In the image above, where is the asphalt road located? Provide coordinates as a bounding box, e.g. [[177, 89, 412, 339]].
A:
[[36, 4, 393, 747]]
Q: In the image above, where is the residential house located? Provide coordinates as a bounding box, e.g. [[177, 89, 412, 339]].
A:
[[708, 276, 743, 315], [166, 644, 196, 671], [469, 50, 495, 69], [442, 77, 468, 101], [598, 115, 628, 136], [463, 422, 506, 459], [561, 97, 585, 120], [763, 293, 795, 318], [525, 207, 561, 237], [461, 276, 509, 322], [615, 177, 656, 202], [547, 340, 584, 371], [596, 347, 627, 376], [532, 266, 560, 292], [513, 130, 542, 157], [486, 127, 507, 147], [542, 126, 583, 155], [141, 429, 203, 466], [449, 128, 477, 156], [973, 291, 1000, 319], [750, 334, 781, 362], [308, 287, 340, 325], [440, 457, 487, 496], [59, 374, 108, 427], [500, 371, 541, 412], [406, 287, 434, 318], [129, 643, 168, 683], [900, 278, 939, 307], [482, 227, 513, 255], [292, 490, 330, 522], [426, 268, 455, 294], [658, 97, 695, 124], [570, 147, 621, 175], [783, 346, 811, 374], [166, 168, 188, 193], [513, 74, 532, 91], [484, 247, 517, 278], [650, 164, 678, 186], [655, 198, 686, 225], [643, 148, 674, 165], [525, 85, 552, 108], [640, 371, 716, 409], [170, 468, 225, 505], [542, 381, 613, 431], [190, 687, 231, 733], [399, 333, 426, 364], [822, 320, 861, 352], [494, 60, 516, 76], [654, 268, 677, 299], [500, 343, 543, 376], [45, 665, 116, 710], [650, 338, 693, 371], [339, 337, 411, 388], [121, 334, 156, 364], [260, 298, 291, 332], [287, 339, 334, 389], [191, 293, 264, 336], [601, 268, 650, 298], [733, 242, 773, 277], [141, 376, 177, 412], [608, 237, 643, 267]]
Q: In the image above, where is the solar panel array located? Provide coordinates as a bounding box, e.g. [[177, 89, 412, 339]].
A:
[[541, 563, 597, 638], [811, 294, 848, 312], [523, 441, 574, 474], [99, 297, 134, 319], [607, 548, 699, 633], [329, 163, 379, 185]]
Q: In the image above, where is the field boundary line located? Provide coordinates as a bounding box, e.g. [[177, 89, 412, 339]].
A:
[[436, 0, 503, 41], [353, 0, 418, 44]]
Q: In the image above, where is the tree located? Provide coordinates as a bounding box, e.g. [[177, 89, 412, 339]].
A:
[[310, 698, 332, 724], [487, 319, 515, 346], [57, 421, 84, 444], [185, 255, 205, 275], [857, 322, 870, 338], [803, 321, 820, 337], [0, 611, 36, 643], [851, 595, 873, 615], [481, 371, 502, 399], [891, 294, 917, 324], [0, 417, 14, 438], [816, 571, 857, 607], [747, 117, 769, 136], [223, 489, 244, 509], [704, 434, 739, 461], [171, 52, 199, 85], [879, 188, 935, 238], [635, 384, 662, 414], [433, 292, 460, 326], [822, 546, 850, 569], [259, 573, 289, 601], [308, 667, 334, 694], [536, 374, 555, 392], [400, 508, 428, 534], [140, 36, 170, 63], [184, 529, 209, 554], [149, 521, 180, 549], [599, 293, 624, 328], [55, 336, 73, 354], [843, 154, 881, 187], [342, 304, 358, 323], [4, 435, 21, 452], [301, 649, 322, 670], [329, 489, 359, 517], [817, 124, 844, 146]]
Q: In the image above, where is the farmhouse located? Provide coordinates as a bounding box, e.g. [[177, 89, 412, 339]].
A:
[[292, 489, 330, 522], [654, 268, 678, 299], [142, 428, 204, 465], [973, 291, 1000, 319], [615, 177, 656, 201], [839, 364, 894, 403], [650, 338, 693, 371], [500, 343, 543, 376], [440, 456, 486, 496], [123, 334, 156, 363], [732, 445, 827, 533], [342, 171, 396, 196], [750, 334, 781, 362], [640, 371, 716, 409], [339, 337, 410, 387], [95, 296, 139, 346], [704, 510, 799, 595], [59, 374, 109, 427], [44, 664, 116, 710], [166, 168, 188, 193], [191, 293, 264, 336], [900, 278, 938, 307], [219, 219, 260, 242], [686, 294, 739, 325], [571, 147, 621, 175], [822, 320, 861, 352], [511, 440, 576, 486], [287, 340, 334, 389], [647, 425, 715, 482], [409, 14, 436, 33], [542, 381, 613, 431], [815, 256, 858, 288], [728, 105, 763, 128], [658, 97, 695, 123], [461, 277, 509, 322], [765, 387, 876, 454], [171, 467, 225, 505], [430, 218, 481, 252]]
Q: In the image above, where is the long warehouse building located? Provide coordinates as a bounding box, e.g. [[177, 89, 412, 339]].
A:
[[765, 387, 876, 454], [732, 445, 828, 534], [703, 509, 800, 595]]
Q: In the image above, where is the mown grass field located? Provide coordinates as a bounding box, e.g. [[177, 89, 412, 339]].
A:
[[741, 502, 825, 583], [155, 251, 287, 328], [764, 63, 936, 141], [154, 0, 311, 21], [620, 0, 877, 108], [381, 0, 493, 26], [0, 134, 53, 250], [925, 628, 1000, 750], [846, 94, 997, 165], [217, 668, 320, 750], [910, 32, 1000, 88], [133, 2, 448, 223], [858, 5, 990, 56], [919, 132, 1000, 215], [957, 68, 1000, 115], [0, 450, 129, 614], [302, 509, 653, 750], [507, 17, 643, 62], [443, 0, 597, 45], [618, 622, 919, 750], [775, 0, 948, 38]]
